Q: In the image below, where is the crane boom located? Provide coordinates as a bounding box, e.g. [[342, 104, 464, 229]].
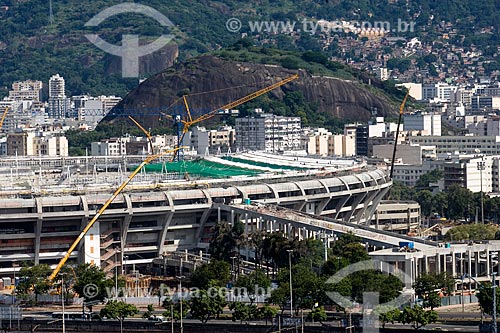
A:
[[0, 107, 8, 130], [172, 73, 299, 160], [128, 116, 154, 154], [190, 74, 299, 126], [389, 90, 410, 180], [48, 147, 180, 281]]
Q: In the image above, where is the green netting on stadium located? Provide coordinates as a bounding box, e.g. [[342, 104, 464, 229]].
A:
[[221, 156, 306, 171], [135, 159, 263, 178]]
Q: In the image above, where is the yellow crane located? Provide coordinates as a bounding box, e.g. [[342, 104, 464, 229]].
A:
[[128, 115, 154, 154], [48, 147, 180, 281], [389, 90, 410, 180], [0, 107, 8, 130], [168, 74, 299, 160]]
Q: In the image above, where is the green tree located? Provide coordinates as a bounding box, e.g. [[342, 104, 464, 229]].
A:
[[447, 184, 474, 220], [190, 260, 231, 289], [400, 305, 438, 330], [432, 192, 448, 218], [416, 169, 443, 189], [189, 286, 227, 323], [331, 233, 369, 264], [16, 264, 52, 305], [275, 263, 324, 314], [257, 304, 277, 325], [72, 263, 117, 312], [100, 300, 139, 333], [229, 301, 256, 324], [162, 298, 189, 321], [142, 304, 155, 319], [268, 283, 290, 315], [309, 306, 328, 323], [415, 190, 433, 217], [477, 283, 500, 316], [413, 273, 454, 310], [379, 308, 401, 329], [445, 224, 498, 242], [235, 269, 271, 303], [209, 220, 244, 261]]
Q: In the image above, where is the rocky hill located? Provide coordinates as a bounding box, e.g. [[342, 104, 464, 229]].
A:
[[106, 54, 398, 129]]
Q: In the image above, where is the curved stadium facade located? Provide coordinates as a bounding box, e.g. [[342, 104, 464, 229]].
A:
[[0, 152, 391, 275]]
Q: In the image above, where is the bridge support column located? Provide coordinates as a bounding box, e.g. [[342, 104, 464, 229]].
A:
[[424, 255, 429, 274], [435, 254, 441, 272]]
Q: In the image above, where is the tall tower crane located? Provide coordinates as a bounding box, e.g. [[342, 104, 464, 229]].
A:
[[389, 90, 410, 180], [166, 74, 299, 160]]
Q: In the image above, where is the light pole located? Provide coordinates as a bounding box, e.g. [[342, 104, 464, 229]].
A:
[[176, 275, 185, 333], [477, 160, 486, 224], [61, 273, 67, 333], [493, 272, 497, 333], [286, 249, 293, 317], [114, 249, 119, 299]]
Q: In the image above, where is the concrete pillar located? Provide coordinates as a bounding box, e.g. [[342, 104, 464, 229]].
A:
[[451, 252, 456, 278], [468, 250, 472, 278], [404, 259, 412, 289], [230, 210, 234, 225], [486, 249, 490, 277], [474, 251, 479, 277], [436, 254, 441, 272], [424, 255, 429, 274], [217, 206, 221, 223], [497, 251, 500, 276]]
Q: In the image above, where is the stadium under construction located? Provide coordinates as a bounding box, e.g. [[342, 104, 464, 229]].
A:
[[0, 152, 396, 274]]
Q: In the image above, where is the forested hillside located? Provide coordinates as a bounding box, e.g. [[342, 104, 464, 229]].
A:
[[0, 0, 498, 98]]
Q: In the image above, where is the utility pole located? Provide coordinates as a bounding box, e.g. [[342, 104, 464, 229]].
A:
[[493, 272, 497, 333], [286, 249, 293, 317]]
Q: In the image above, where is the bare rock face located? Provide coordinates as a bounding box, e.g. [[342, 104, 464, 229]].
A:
[[105, 43, 179, 77], [106, 55, 395, 128]]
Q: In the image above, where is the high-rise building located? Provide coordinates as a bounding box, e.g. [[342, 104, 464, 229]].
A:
[[404, 113, 442, 136], [49, 74, 65, 98], [9, 80, 43, 102], [235, 113, 301, 152], [48, 74, 69, 119]]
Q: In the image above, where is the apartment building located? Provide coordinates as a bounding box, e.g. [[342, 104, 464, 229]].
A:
[[235, 114, 301, 152], [403, 113, 441, 136], [408, 136, 500, 155], [91, 137, 129, 156], [190, 126, 235, 155], [5, 131, 68, 156], [8, 80, 43, 102]]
